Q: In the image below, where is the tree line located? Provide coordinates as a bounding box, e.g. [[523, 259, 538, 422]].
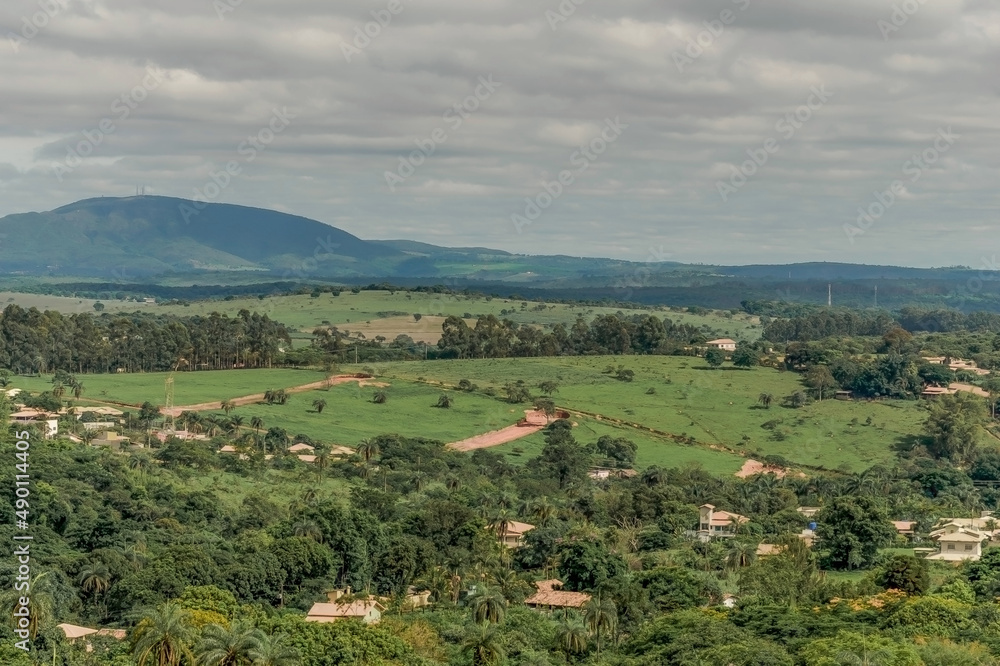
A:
[[0, 305, 289, 374]]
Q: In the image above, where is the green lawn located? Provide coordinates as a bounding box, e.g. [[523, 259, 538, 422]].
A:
[[365, 356, 929, 472], [10, 368, 326, 407]]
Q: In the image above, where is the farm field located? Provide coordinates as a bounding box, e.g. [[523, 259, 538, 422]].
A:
[[140, 292, 762, 342], [10, 368, 326, 407], [361, 356, 931, 472]]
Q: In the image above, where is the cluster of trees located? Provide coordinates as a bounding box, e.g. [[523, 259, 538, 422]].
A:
[[9, 398, 1000, 664], [437, 314, 710, 359], [0, 305, 290, 374]]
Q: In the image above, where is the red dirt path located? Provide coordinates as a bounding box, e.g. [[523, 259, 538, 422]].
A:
[[447, 410, 566, 452], [164, 374, 386, 416]]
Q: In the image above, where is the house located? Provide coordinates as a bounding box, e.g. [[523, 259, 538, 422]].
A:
[[525, 580, 591, 610], [797, 507, 821, 518], [495, 521, 535, 548], [921, 383, 991, 399], [306, 598, 385, 625], [58, 624, 98, 641], [588, 467, 638, 480], [705, 338, 737, 351], [756, 543, 785, 557], [288, 443, 315, 453], [297, 455, 317, 463], [721, 594, 737, 609], [82, 421, 117, 431], [834, 391, 853, 401], [927, 522, 988, 561], [893, 521, 917, 537], [698, 504, 748, 539], [92, 431, 131, 448]]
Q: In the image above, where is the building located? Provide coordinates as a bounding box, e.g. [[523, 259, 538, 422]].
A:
[[705, 338, 737, 351], [495, 521, 535, 548], [927, 522, 987, 561], [588, 467, 638, 480], [755, 543, 785, 557], [91, 431, 132, 450], [525, 580, 591, 611], [698, 504, 748, 538], [797, 507, 821, 518], [306, 598, 385, 625], [288, 443, 315, 453], [922, 383, 991, 399], [893, 521, 917, 537]]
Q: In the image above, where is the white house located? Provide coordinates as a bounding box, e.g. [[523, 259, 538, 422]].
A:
[[705, 338, 737, 351], [927, 522, 988, 561], [698, 504, 748, 539]]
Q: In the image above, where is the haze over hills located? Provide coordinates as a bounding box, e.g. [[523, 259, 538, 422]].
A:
[[0, 197, 992, 296]]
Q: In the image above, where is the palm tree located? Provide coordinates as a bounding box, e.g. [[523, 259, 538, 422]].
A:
[[1, 571, 54, 639], [204, 415, 224, 438], [312, 398, 327, 414], [758, 393, 773, 409], [195, 620, 264, 666], [249, 633, 299, 666], [221, 400, 236, 415], [462, 625, 504, 666], [471, 587, 507, 625], [293, 519, 323, 543], [725, 541, 757, 572], [532, 497, 558, 526], [79, 562, 112, 599], [52, 383, 65, 399], [131, 603, 195, 666], [557, 619, 589, 659], [73, 383, 84, 400], [250, 416, 264, 434], [226, 415, 245, 434], [372, 390, 388, 404], [356, 438, 380, 463], [314, 445, 331, 482], [584, 595, 617, 661]]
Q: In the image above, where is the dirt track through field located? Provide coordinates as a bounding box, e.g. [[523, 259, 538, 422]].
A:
[[163, 374, 385, 416], [447, 410, 552, 451]]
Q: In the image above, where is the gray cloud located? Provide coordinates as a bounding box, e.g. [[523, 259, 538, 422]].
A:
[[0, 0, 997, 266]]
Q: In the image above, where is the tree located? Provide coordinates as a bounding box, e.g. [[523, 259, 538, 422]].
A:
[[79, 562, 112, 599], [471, 587, 507, 625], [356, 438, 380, 463], [221, 400, 236, 415], [413, 313, 422, 322], [805, 365, 836, 400], [536, 420, 591, 489], [725, 541, 757, 572], [250, 416, 264, 434], [758, 393, 773, 409], [131, 603, 195, 666], [93, 301, 105, 312], [435, 394, 453, 409], [248, 633, 299, 666], [73, 382, 85, 399], [538, 380, 559, 396], [311, 398, 327, 413], [195, 620, 264, 666], [815, 496, 896, 570], [533, 397, 556, 416], [799, 630, 920, 666], [372, 390, 388, 404], [924, 391, 987, 462], [595, 435, 636, 468], [557, 619, 589, 658], [584, 594, 617, 661], [462, 625, 504, 666], [732, 345, 759, 368], [705, 348, 726, 368], [875, 555, 929, 596]]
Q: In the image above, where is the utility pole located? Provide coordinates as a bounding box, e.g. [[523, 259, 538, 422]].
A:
[[827, 283, 832, 307], [874, 285, 878, 308], [355, 344, 358, 365]]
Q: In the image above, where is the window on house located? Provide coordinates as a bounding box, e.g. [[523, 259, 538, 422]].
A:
[[965, 544, 973, 551], [947, 544, 955, 550]]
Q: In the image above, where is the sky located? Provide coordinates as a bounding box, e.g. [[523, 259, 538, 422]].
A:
[[0, 0, 998, 267]]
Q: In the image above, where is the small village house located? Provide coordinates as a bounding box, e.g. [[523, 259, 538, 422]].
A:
[[705, 338, 737, 351], [525, 580, 591, 611], [926, 522, 988, 561], [698, 504, 748, 539], [306, 590, 386, 625], [495, 520, 535, 548]]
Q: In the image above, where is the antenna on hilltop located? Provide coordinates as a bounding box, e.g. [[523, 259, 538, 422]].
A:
[[827, 283, 832, 307]]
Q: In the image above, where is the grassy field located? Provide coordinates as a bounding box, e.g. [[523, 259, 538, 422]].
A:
[[361, 356, 931, 472], [140, 292, 762, 343], [10, 368, 326, 407]]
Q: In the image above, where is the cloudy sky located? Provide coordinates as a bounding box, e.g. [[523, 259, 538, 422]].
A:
[[1, 0, 998, 267]]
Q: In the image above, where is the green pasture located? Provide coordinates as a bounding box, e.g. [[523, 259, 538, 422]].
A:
[[139, 292, 761, 340], [10, 368, 325, 407], [365, 356, 930, 472], [226, 380, 529, 447]]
